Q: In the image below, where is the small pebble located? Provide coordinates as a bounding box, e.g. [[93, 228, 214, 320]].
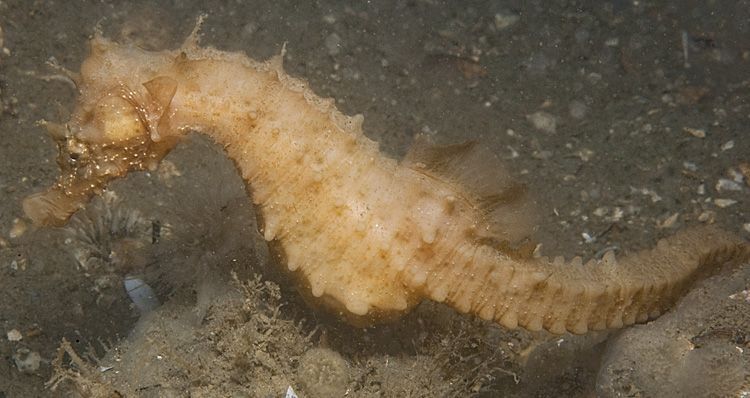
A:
[[587, 72, 602, 84], [716, 179, 743, 192], [683, 127, 706, 138], [7, 329, 22, 341], [728, 168, 745, 183], [721, 140, 734, 151], [593, 207, 608, 217], [494, 12, 519, 30], [569, 100, 588, 119], [527, 111, 557, 134], [683, 161, 698, 172], [743, 223, 750, 233], [325, 33, 342, 56], [729, 289, 750, 303], [609, 207, 624, 222], [632, 187, 662, 202], [241, 22, 258, 38], [532, 150, 553, 160], [714, 198, 737, 208], [576, 148, 594, 162], [604, 37, 619, 47], [286, 386, 299, 398], [13, 348, 41, 373], [698, 211, 715, 223], [657, 212, 680, 229], [9, 218, 27, 239]]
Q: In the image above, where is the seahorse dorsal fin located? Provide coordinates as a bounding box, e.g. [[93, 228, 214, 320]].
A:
[[403, 133, 537, 245]]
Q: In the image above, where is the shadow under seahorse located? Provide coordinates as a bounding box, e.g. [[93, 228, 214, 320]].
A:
[[22, 23, 750, 335]]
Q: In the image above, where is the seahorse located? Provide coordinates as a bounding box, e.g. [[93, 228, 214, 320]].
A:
[[22, 26, 749, 335]]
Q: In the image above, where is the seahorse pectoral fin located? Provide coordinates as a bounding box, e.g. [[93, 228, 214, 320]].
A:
[[143, 76, 178, 112], [403, 134, 538, 247], [142, 75, 178, 141]]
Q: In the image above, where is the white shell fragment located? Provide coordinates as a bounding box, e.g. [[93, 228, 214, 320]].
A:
[[715, 179, 743, 192], [6, 329, 22, 341], [124, 276, 160, 313], [527, 111, 557, 134], [683, 127, 706, 138], [714, 199, 737, 208], [285, 386, 299, 398], [13, 348, 41, 373]]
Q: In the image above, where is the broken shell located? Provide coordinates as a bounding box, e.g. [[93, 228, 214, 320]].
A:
[[714, 198, 737, 208], [715, 179, 743, 192], [683, 127, 706, 138], [6, 329, 22, 341], [8, 218, 27, 239]]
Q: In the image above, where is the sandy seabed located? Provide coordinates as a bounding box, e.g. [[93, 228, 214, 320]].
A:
[[1, 1, 749, 397]]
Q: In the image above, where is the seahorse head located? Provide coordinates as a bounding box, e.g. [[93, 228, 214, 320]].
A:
[[22, 37, 179, 226]]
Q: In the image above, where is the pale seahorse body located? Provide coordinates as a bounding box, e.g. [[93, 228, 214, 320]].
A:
[[23, 29, 749, 334]]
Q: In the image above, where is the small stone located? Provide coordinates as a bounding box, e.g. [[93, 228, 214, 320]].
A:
[[325, 33, 342, 56], [698, 211, 715, 223], [683, 161, 698, 172], [9, 218, 27, 239], [576, 148, 595, 162], [721, 140, 734, 151], [604, 37, 619, 47], [593, 207, 608, 217], [716, 179, 743, 192], [569, 100, 588, 119], [714, 198, 737, 208], [285, 386, 299, 398], [532, 150, 553, 160], [7, 329, 22, 341], [728, 289, 750, 303], [609, 207, 624, 222], [728, 168, 745, 183], [527, 111, 557, 134], [13, 348, 41, 373], [241, 22, 258, 38], [298, 348, 349, 397], [587, 72, 602, 84], [494, 12, 519, 30], [657, 213, 680, 229], [632, 187, 662, 203], [744, 223, 750, 233], [683, 127, 706, 138]]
